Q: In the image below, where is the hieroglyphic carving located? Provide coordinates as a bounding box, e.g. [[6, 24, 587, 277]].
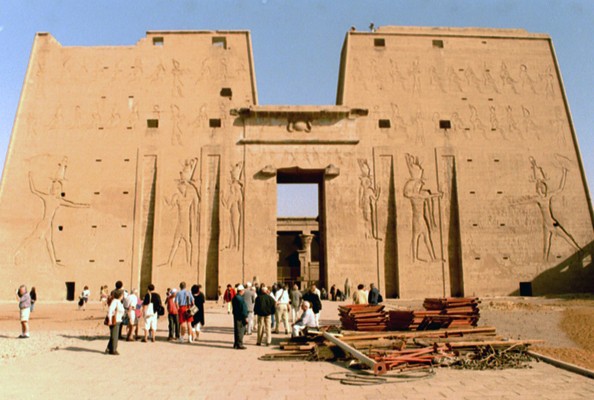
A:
[[512, 156, 580, 261], [171, 59, 184, 97], [551, 107, 567, 146], [222, 162, 244, 250], [357, 159, 381, 240], [15, 158, 90, 267], [409, 58, 421, 95], [464, 66, 483, 93], [499, 62, 518, 94], [171, 104, 184, 145], [504, 106, 522, 139], [519, 64, 537, 94], [469, 105, 487, 139], [447, 66, 464, 92], [48, 104, 64, 130], [483, 63, 500, 93], [390, 104, 408, 136], [521, 105, 539, 140], [403, 154, 442, 263], [429, 66, 446, 93], [389, 58, 407, 91], [150, 60, 166, 82], [161, 158, 200, 267], [191, 103, 208, 130], [540, 66, 556, 99], [410, 110, 425, 145]]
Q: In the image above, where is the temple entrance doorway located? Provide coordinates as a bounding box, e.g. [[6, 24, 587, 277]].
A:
[[276, 169, 326, 290]]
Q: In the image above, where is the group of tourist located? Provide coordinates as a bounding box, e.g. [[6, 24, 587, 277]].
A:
[[14, 278, 381, 354]]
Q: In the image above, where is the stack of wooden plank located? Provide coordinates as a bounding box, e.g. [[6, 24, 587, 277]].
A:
[[423, 297, 480, 328], [338, 304, 388, 331]]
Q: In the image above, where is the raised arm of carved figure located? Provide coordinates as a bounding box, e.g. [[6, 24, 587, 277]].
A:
[[59, 197, 90, 209], [28, 172, 44, 198], [552, 167, 568, 195]]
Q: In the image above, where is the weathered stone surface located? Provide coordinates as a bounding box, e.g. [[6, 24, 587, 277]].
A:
[[1, 27, 592, 300]]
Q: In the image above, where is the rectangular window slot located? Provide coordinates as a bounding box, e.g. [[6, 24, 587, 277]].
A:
[[101, 96, 106, 99], [378, 119, 391, 129], [126, 126, 132, 130], [61, 192, 66, 197], [98, 127, 104, 130], [121, 224, 127, 228], [432, 39, 444, 48], [488, 98, 494, 101], [458, 68, 464, 72], [469, 191, 476, 194], [209, 119, 221, 128], [497, 191, 503, 194], [94, 192, 100, 195], [124, 159, 130, 162], [439, 120, 451, 129], [556, 255, 562, 259], [503, 256, 509, 260], [58, 225, 63, 231], [461, 97, 468, 101], [491, 128, 497, 131], [374, 38, 386, 47], [147, 119, 159, 128], [91, 225, 97, 228], [122, 191, 129, 195], [467, 159, 473, 162], [464, 128, 470, 131], [474, 257, 481, 260], [119, 259, 125, 263], [472, 223, 478, 227], [482, 41, 487, 44], [212, 36, 227, 49], [89, 260, 95, 263], [494, 159, 500, 162], [220, 88, 233, 97], [95, 159, 102, 162], [152, 37, 164, 46], [500, 223, 506, 227], [103, 67, 109, 70]]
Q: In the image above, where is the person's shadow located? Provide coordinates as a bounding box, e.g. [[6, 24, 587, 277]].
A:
[[60, 346, 105, 354]]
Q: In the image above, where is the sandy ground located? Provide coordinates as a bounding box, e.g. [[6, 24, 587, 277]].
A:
[[1, 295, 592, 371]]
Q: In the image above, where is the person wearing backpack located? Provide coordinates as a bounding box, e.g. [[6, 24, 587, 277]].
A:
[[175, 282, 194, 343], [142, 284, 162, 343], [368, 283, 383, 305]]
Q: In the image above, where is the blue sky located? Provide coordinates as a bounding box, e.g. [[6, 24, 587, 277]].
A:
[[1, 1, 593, 217]]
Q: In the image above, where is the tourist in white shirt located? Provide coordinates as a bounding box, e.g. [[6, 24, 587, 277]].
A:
[[123, 288, 139, 341], [273, 284, 290, 334], [106, 289, 125, 355], [292, 301, 317, 337]]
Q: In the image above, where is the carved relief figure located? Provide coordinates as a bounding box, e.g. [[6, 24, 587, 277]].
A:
[[389, 58, 407, 91], [409, 58, 421, 95], [505, 105, 522, 139], [551, 107, 567, 146], [15, 160, 90, 267], [410, 110, 425, 145], [519, 64, 537, 94], [499, 62, 518, 94], [222, 162, 244, 250], [447, 66, 464, 92], [171, 59, 184, 97], [171, 105, 184, 145], [429, 66, 446, 93], [162, 158, 200, 267], [521, 105, 540, 140], [512, 156, 580, 261], [464, 66, 483, 93], [540, 66, 556, 99], [469, 105, 487, 139], [403, 154, 442, 263], [357, 159, 381, 240], [390, 103, 408, 136], [483, 64, 500, 93]]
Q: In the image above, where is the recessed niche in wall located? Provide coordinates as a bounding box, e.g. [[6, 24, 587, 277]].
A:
[[432, 39, 444, 48], [220, 88, 233, 98], [124, 159, 130, 162], [378, 119, 391, 128], [212, 36, 227, 49], [58, 226, 63, 231], [153, 37, 164, 46], [61, 192, 66, 197], [439, 120, 451, 129], [95, 159, 102, 162], [91, 225, 97, 228], [98, 127, 104, 130], [374, 38, 385, 47], [89, 259, 95, 263], [123, 191, 129, 195], [469, 191, 476, 194], [209, 119, 221, 128], [119, 259, 125, 263], [94, 192, 100, 195], [147, 119, 159, 128], [121, 224, 127, 228]]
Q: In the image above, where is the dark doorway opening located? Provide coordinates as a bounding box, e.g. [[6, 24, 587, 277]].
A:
[[65, 281, 75, 301], [276, 168, 326, 290]]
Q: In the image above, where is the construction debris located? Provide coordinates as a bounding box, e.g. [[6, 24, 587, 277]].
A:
[[339, 304, 388, 331]]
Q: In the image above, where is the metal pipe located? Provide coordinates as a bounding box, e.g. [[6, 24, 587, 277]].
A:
[[322, 332, 388, 375]]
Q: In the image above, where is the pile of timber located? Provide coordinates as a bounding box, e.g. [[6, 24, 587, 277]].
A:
[[387, 298, 480, 331], [423, 297, 480, 328], [338, 304, 388, 331]]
